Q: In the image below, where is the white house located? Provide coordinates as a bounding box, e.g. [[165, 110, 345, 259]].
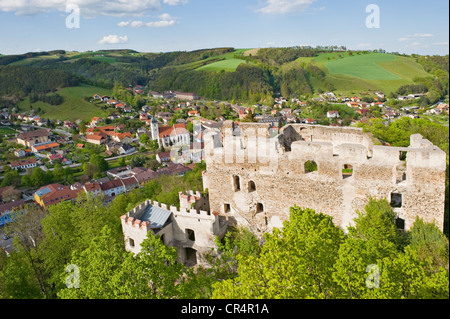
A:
[[10, 157, 37, 170], [327, 111, 340, 119], [118, 143, 136, 155], [100, 179, 125, 198]]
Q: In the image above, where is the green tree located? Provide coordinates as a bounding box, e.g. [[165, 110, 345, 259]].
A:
[[0, 249, 44, 299], [83, 162, 98, 179], [30, 167, 47, 187], [39, 196, 123, 295], [52, 164, 65, 181], [149, 140, 159, 151], [89, 154, 109, 173], [332, 198, 401, 298], [110, 233, 184, 299], [212, 206, 344, 299], [408, 217, 449, 270], [57, 226, 125, 299], [240, 110, 258, 123], [79, 122, 86, 135], [139, 133, 150, 145], [368, 246, 449, 299], [21, 174, 32, 187], [186, 121, 194, 133], [0, 204, 48, 299], [1, 170, 21, 187]]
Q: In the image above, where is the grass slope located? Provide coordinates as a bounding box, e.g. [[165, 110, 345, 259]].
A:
[[325, 53, 401, 80], [195, 49, 251, 72], [312, 52, 430, 95], [18, 84, 111, 122], [197, 58, 249, 72]]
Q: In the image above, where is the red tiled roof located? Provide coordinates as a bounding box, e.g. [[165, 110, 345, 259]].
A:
[[33, 143, 59, 151], [10, 157, 37, 167], [84, 182, 101, 192], [37, 183, 83, 206], [87, 134, 105, 141], [0, 199, 25, 214], [158, 123, 188, 138], [17, 129, 50, 140]]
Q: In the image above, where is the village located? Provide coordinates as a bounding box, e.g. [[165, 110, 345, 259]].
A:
[[0, 85, 448, 239]]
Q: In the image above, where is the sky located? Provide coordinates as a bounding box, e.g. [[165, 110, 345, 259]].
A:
[[0, 0, 448, 55]]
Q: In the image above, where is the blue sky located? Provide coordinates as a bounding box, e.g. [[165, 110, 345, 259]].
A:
[[0, 0, 448, 55]]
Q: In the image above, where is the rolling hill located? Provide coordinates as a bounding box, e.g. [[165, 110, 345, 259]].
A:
[[17, 84, 112, 122], [0, 47, 447, 118]]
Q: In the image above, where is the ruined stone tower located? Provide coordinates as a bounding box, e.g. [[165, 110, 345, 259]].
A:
[[203, 121, 447, 234]]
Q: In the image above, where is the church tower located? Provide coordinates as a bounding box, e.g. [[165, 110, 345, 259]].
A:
[[150, 116, 159, 143]]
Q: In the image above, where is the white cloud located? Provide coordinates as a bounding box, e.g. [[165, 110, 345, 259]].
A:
[[159, 13, 173, 20], [255, 0, 317, 14], [398, 33, 434, 42], [99, 35, 129, 44], [0, 0, 185, 17], [118, 21, 130, 27], [118, 13, 177, 28], [434, 41, 449, 46], [163, 0, 188, 5], [412, 33, 434, 38]]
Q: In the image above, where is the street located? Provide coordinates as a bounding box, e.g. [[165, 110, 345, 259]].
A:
[[0, 225, 14, 255]]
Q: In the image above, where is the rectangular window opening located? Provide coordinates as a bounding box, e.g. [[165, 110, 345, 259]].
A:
[[342, 164, 354, 179], [233, 175, 241, 191], [390, 193, 403, 208]]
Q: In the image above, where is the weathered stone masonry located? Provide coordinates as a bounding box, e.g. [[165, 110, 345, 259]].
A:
[[121, 122, 446, 265], [203, 121, 447, 234], [121, 193, 227, 265]]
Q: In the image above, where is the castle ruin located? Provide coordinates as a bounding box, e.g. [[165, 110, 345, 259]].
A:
[[203, 121, 447, 234], [121, 121, 446, 265], [120, 191, 227, 265]]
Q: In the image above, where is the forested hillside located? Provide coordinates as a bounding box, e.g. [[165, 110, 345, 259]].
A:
[[0, 65, 79, 107], [150, 63, 274, 103], [0, 47, 448, 107]]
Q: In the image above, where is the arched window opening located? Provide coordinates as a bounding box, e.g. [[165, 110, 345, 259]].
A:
[[256, 203, 264, 214], [248, 181, 256, 192]]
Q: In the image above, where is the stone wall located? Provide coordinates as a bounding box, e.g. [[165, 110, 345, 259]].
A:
[[121, 196, 227, 264], [204, 124, 447, 234]]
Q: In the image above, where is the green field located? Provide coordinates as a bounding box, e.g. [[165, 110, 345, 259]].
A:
[[197, 58, 249, 72], [8, 55, 61, 66], [195, 49, 250, 72], [0, 127, 18, 136], [307, 52, 431, 95], [87, 56, 117, 64], [18, 84, 112, 122], [377, 55, 430, 81], [325, 53, 401, 80]]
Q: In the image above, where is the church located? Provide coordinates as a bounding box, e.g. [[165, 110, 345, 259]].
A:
[[148, 117, 190, 148]]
